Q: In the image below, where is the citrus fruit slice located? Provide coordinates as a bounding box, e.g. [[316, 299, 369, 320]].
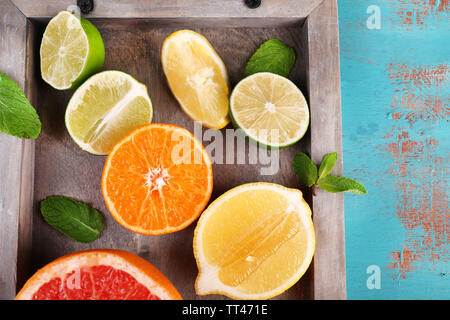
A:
[[40, 11, 105, 90], [65, 70, 153, 155], [15, 249, 182, 300], [161, 30, 230, 129], [193, 182, 315, 300], [230, 72, 309, 148], [102, 123, 213, 235]]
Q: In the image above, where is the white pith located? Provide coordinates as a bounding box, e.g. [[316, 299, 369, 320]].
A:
[[144, 168, 170, 192], [187, 67, 216, 90], [264, 102, 276, 113]]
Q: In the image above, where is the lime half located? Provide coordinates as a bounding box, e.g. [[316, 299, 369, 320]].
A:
[[65, 71, 153, 155], [40, 11, 105, 90], [230, 72, 309, 148]]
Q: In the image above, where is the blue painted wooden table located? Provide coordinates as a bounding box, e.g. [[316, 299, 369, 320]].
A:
[[338, 0, 449, 299]]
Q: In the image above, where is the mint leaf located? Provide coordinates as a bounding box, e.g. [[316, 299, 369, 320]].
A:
[[318, 152, 338, 181], [245, 39, 296, 77], [317, 175, 367, 194], [40, 196, 104, 243], [0, 73, 41, 139], [293, 152, 318, 187]]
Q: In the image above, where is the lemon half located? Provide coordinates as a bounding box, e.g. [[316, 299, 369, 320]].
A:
[[161, 30, 230, 129], [193, 182, 315, 300]]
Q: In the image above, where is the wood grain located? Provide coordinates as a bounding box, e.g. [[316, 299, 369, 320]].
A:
[[306, 0, 346, 300], [11, 0, 322, 20], [0, 0, 34, 300], [27, 19, 313, 300]]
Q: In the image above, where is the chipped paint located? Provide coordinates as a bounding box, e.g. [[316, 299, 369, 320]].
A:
[[340, 0, 449, 298], [387, 63, 449, 123], [385, 0, 449, 29], [384, 60, 449, 279], [388, 63, 448, 89], [384, 125, 449, 279], [390, 93, 448, 123], [389, 246, 423, 278]]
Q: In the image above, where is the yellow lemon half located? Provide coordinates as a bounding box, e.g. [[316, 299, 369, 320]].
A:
[[193, 182, 315, 300], [161, 30, 230, 129]]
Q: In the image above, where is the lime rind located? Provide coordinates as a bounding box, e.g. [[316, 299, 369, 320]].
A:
[[69, 15, 105, 89]]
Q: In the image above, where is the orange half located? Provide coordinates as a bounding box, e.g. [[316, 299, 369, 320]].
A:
[[102, 123, 213, 235]]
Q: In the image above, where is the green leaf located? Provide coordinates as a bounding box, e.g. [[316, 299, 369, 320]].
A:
[[292, 152, 318, 187], [40, 196, 104, 243], [0, 73, 41, 139], [317, 175, 367, 194], [245, 39, 296, 77], [318, 152, 338, 181]]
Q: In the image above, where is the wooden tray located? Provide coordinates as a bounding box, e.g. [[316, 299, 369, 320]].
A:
[[0, 0, 344, 300]]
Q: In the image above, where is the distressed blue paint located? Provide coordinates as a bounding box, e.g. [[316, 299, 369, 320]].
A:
[[338, 0, 450, 299]]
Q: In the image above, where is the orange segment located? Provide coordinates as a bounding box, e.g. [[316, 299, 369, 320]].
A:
[[102, 123, 213, 235], [15, 249, 182, 300]]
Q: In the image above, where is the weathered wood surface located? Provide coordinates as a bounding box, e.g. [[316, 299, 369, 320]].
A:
[[0, 0, 34, 300], [28, 19, 313, 300], [307, 0, 346, 300], [12, 0, 322, 20]]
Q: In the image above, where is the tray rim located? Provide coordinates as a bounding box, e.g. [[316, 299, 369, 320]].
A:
[[0, 0, 344, 300], [10, 0, 324, 19]]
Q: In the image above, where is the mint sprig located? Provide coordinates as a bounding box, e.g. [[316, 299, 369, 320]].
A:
[[40, 195, 104, 243], [245, 39, 296, 77], [0, 72, 41, 139], [292, 152, 367, 196]]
